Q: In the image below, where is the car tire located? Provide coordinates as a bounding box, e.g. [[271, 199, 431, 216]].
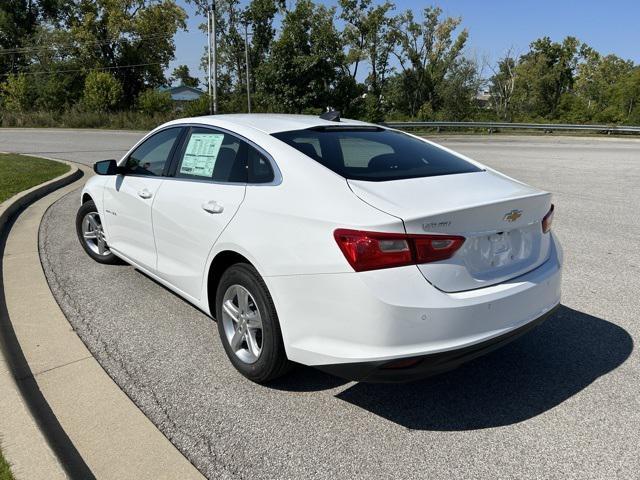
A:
[[216, 263, 291, 383], [75, 200, 122, 265]]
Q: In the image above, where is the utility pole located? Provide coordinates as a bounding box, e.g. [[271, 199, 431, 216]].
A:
[[205, 1, 218, 114], [206, 8, 212, 114], [211, 0, 218, 114], [244, 21, 251, 113]]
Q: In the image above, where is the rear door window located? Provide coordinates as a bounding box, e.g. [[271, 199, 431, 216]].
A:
[[273, 128, 482, 181], [247, 146, 275, 184]]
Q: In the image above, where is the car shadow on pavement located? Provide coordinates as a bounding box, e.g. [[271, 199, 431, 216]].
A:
[[269, 366, 351, 391], [334, 305, 633, 430]]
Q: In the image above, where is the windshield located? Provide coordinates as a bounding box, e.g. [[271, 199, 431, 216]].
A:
[[272, 127, 482, 181]]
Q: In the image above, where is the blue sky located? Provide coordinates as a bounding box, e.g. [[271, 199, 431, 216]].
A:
[[169, 0, 640, 85]]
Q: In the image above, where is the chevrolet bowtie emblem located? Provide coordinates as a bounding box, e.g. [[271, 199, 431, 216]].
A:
[[503, 209, 523, 222]]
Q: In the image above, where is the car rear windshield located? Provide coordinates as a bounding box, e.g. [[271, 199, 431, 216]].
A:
[[272, 127, 482, 181]]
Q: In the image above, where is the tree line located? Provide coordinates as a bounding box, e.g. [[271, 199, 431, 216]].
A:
[[1, 0, 639, 128]]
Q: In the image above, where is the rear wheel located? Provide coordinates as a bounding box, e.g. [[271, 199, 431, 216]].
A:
[[75, 200, 121, 265], [216, 263, 291, 383]]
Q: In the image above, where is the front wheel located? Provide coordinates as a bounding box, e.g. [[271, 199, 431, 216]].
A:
[[216, 263, 291, 383], [75, 200, 121, 265]]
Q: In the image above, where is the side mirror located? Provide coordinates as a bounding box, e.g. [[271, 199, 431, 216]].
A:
[[93, 159, 119, 175]]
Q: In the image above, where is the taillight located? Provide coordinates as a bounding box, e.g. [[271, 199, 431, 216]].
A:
[[542, 204, 554, 233], [334, 229, 465, 272]]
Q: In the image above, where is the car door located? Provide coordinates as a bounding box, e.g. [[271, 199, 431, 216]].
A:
[[151, 126, 250, 299], [102, 127, 184, 271]]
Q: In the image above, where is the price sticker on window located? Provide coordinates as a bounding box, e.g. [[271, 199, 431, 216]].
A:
[[180, 133, 224, 177]]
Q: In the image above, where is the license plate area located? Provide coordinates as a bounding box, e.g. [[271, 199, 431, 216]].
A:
[[489, 232, 513, 267], [416, 222, 550, 292], [465, 225, 540, 275]]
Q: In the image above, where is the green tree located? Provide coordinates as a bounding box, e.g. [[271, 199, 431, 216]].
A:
[[0, 0, 63, 75], [181, 93, 211, 117], [58, 0, 187, 103], [172, 65, 200, 87], [82, 71, 123, 112], [574, 51, 633, 117], [22, 26, 86, 108], [215, 0, 248, 99], [137, 88, 173, 114], [512, 36, 585, 119], [257, 0, 345, 113], [437, 57, 482, 120], [245, 0, 282, 111], [388, 7, 470, 118], [339, 0, 396, 120], [613, 68, 640, 122], [0, 73, 33, 112], [34, 73, 77, 111], [191, 0, 281, 112], [245, 0, 281, 71], [489, 51, 518, 121], [0, 1, 36, 76]]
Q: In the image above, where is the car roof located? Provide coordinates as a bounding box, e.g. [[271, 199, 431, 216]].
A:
[[167, 113, 375, 135]]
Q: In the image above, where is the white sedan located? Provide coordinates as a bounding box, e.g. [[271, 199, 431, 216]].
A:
[[77, 113, 562, 383]]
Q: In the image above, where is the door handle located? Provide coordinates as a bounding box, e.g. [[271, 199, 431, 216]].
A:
[[137, 188, 153, 199], [202, 200, 224, 214]]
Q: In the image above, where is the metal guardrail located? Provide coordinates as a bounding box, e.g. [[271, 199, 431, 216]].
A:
[[382, 121, 640, 134]]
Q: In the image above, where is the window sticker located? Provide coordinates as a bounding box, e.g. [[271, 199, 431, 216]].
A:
[[180, 133, 225, 177]]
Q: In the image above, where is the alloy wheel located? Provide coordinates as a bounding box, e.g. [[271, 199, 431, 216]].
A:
[[81, 212, 110, 256], [221, 284, 263, 364]]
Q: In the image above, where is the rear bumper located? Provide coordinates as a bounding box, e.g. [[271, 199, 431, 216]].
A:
[[265, 232, 562, 369], [316, 305, 557, 382]]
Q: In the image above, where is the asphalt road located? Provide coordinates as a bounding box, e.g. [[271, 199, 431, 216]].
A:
[[24, 130, 640, 478], [0, 128, 143, 164]]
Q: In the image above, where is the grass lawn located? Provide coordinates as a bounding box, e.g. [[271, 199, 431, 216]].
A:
[[0, 153, 69, 479], [0, 453, 13, 480], [0, 153, 70, 204]]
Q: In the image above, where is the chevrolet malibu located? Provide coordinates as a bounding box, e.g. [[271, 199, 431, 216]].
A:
[[77, 113, 562, 383]]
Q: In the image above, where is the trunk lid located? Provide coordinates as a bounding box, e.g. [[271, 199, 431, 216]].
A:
[[348, 171, 552, 292]]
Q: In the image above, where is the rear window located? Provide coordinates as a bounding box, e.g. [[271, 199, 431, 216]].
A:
[[272, 128, 482, 181]]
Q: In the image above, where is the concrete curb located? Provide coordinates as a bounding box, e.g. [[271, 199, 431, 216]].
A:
[[0, 160, 82, 479], [1, 157, 204, 479]]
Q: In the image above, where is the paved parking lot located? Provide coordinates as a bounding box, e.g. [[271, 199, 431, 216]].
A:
[[25, 131, 640, 478]]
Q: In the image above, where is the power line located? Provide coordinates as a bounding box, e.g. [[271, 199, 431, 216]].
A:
[[0, 32, 173, 55], [0, 33, 175, 56], [0, 62, 164, 77]]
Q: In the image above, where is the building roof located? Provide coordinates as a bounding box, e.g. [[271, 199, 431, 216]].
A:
[[159, 85, 204, 95], [158, 85, 205, 102]]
